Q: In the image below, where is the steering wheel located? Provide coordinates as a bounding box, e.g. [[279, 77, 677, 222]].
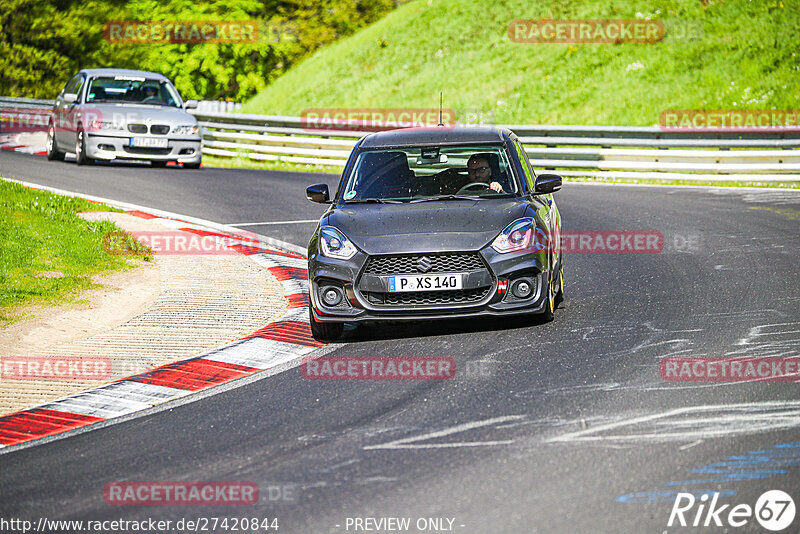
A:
[[457, 182, 492, 194]]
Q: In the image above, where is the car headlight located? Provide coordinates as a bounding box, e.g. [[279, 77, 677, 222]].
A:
[[319, 226, 357, 260], [492, 217, 537, 253], [172, 124, 199, 135], [88, 120, 124, 131]]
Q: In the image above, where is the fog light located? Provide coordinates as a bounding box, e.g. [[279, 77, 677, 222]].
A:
[[511, 278, 533, 299], [321, 286, 343, 307]]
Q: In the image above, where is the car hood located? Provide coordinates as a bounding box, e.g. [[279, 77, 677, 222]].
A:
[[325, 199, 530, 255], [80, 103, 197, 125]]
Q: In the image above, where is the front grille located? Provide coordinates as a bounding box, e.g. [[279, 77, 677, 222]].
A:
[[128, 124, 147, 134], [150, 124, 169, 135], [123, 146, 171, 155], [366, 287, 490, 306], [364, 253, 485, 275]]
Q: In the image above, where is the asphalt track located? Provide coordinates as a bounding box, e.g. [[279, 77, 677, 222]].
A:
[[2, 151, 800, 533]]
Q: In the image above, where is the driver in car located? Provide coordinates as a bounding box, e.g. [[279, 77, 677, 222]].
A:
[[142, 85, 161, 103], [466, 154, 504, 193]]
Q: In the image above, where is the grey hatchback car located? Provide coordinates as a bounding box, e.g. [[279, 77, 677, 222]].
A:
[[305, 126, 564, 341], [46, 68, 202, 168]]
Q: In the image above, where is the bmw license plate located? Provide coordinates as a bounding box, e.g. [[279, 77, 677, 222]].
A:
[[388, 274, 464, 292], [130, 137, 168, 148]]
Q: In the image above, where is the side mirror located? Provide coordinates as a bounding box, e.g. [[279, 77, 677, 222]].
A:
[[306, 183, 330, 203], [184, 100, 198, 110], [63, 93, 78, 104], [534, 174, 562, 194]]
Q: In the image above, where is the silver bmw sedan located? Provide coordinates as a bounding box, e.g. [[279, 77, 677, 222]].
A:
[[46, 68, 202, 168]]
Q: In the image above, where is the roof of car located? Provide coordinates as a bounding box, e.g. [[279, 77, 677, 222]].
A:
[[358, 126, 513, 149], [78, 68, 169, 81]]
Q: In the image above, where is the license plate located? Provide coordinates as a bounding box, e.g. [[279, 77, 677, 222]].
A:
[[388, 274, 464, 292], [130, 137, 168, 148]]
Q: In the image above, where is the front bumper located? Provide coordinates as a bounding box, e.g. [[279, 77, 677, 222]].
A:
[[85, 133, 202, 163], [308, 247, 553, 324]]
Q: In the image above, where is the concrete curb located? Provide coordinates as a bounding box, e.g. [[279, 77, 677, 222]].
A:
[[0, 184, 322, 454]]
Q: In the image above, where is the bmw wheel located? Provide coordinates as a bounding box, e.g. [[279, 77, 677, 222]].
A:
[[75, 129, 93, 165], [46, 123, 64, 161]]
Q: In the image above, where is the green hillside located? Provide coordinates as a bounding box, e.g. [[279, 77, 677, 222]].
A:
[[244, 0, 800, 126]]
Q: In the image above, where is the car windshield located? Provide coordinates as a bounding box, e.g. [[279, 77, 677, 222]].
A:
[[341, 145, 518, 202], [84, 76, 182, 107]]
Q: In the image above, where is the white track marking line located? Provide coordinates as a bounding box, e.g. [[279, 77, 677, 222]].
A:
[[548, 401, 800, 443], [364, 415, 525, 450], [228, 220, 318, 226], [678, 439, 704, 451]]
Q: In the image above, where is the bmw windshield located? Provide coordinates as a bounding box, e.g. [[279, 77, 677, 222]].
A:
[[85, 76, 182, 107], [341, 145, 519, 202]]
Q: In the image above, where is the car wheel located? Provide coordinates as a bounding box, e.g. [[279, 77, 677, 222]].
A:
[[309, 308, 344, 341], [554, 258, 564, 308], [540, 270, 555, 322], [151, 160, 168, 168], [75, 129, 93, 165], [46, 123, 64, 161]]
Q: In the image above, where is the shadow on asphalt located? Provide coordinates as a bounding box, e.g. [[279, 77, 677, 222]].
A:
[[334, 304, 565, 343]]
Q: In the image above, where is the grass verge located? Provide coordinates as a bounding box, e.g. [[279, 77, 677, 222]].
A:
[[244, 0, 800, 126], [0, 178, 150, 326]]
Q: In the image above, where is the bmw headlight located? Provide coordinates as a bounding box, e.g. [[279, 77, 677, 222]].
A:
[[492, 218, 537, 253], [319, 226, 357, 260], [88, 120, 124, 131], [172, 124, 199, 135]]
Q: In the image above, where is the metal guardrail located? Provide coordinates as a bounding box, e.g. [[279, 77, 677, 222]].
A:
[[195, 111, 800, 181], [0, 96, 54, 109], [3, 97, 799, 180]]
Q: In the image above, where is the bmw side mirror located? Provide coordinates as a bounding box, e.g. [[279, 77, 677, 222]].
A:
[[184, 100, 198, 110], [534, 174, 562, 194], [63, 93, 78, 104], [306, 183, 330, 203]]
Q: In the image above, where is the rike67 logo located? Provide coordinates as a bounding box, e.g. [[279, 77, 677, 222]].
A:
[[668, 490, 795, 531]]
